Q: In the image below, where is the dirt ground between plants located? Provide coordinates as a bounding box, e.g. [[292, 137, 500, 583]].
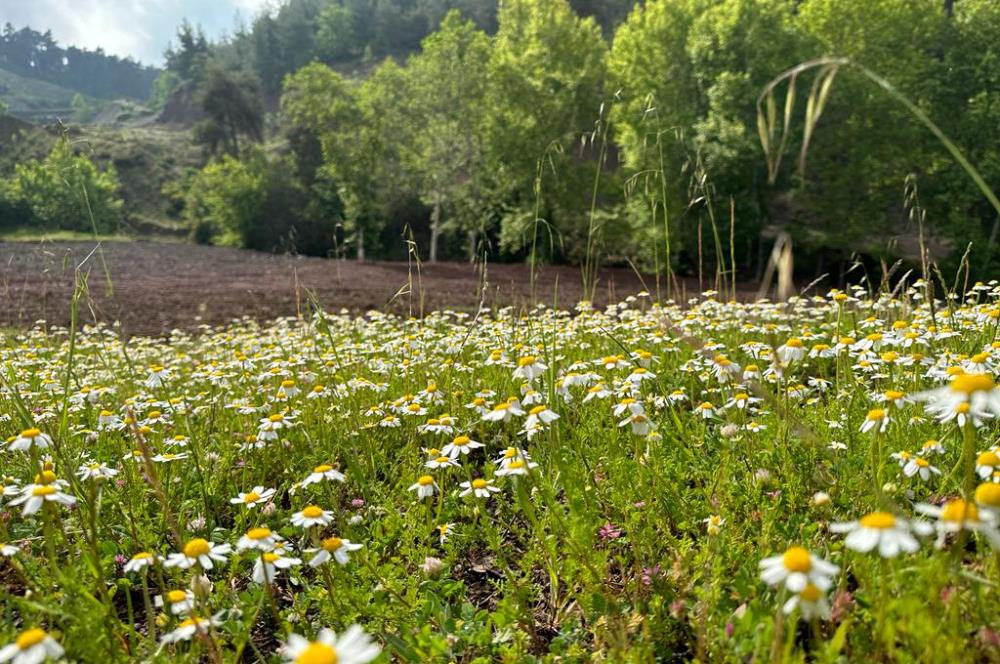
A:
[[0, 241, 736, 336]]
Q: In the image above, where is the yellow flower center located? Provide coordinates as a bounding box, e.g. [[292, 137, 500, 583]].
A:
[[147, 410, 161, 419], [956, 403, 971, 414], [735, 393, 749, 401], [976, 451, 1000, 466], [167, 590, 187, 603], [268, 414, 284, 422], [881, 351, 899, 363], [243, 491, 261, 503], [859, 511, 896, 529], [452, 435, 470, 446], [472, 479, 488, 489], [866, 409, 885, 421], [785, 338, 803, 348], [782, 546, 812, 572], [295, 642, 339, 664], [974, 483, 1000, 507], [529, 406, 547, 415], [263, 552, 280, 563], [417, 475, 434, 486], [281, 380, 295, 388], [313, 464, 333, 473], [247, 527, 271, 540], [322, 537, 343, 551], [508, 460, 525, 470], [435, 456, 450, 464], [301, 505, 324, 519], [951, 373, 996, 394], [800, 583, 822, 602], [517, 356, 536, 367], [15, 628, 47, 649], [940, 499, 979, 523], [884, 390, 904, 400], [31, 485, 56, 496], [972, 353, 990, 364], [183, 539, 211, 558], [19, 428, 41, 438]]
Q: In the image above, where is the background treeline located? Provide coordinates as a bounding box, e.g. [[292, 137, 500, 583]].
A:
[[6, 0, 1000, 283], [0, 24, 159, 100]]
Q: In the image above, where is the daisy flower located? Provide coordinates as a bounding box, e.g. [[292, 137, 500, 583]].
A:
[[237, 527, 280, 552], [408, 475, 438, 499], [482, 398, 525, 422], [915, 373, 1000, 427], [290, 505, 334, 529], [230, 486, 276, 509], [703, 515, 725, 536], [156, 589, 195, 615], [0, 628, 64, 664], [75, 461, 118, 481], [830, 511, 932, 557], [281, 626, 380, 664], [8, 428, 52, 452], [160, 616, 219, 644], [459, 478, 500, 499], [976, 482, 1000, 514], [123, 552, 157, 574], [164, 538, 232, 570], [308, 536, 363, 567], [253, 550, 302, 584], [759, 546, 838, 592], [9, 483, 76, 517], [301, 464, 346, 487], [513, 355, 547, 381], [915, 498, 1000, 549], [523, 405, 559, 430], [441, 435, 483, 458], [776, 338, 806, 363], [976, 449, 1000, 480], [425, 455, 458, 470], [1, 543, 19, 557], [903, 456, 941, 482], [782, 583, 830, 620], [860, 408, 889, 434]]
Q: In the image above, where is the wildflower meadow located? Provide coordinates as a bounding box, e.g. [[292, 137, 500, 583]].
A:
[[1, 282, 999, 662]]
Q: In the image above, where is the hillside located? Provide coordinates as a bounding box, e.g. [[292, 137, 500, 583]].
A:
[[0, 66, 90, 121]]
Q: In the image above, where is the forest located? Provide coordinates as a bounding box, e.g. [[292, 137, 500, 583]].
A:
[[4, 0, 1000, 281]]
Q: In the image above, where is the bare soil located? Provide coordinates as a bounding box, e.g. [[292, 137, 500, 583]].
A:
[[0, 241, 690, 336]]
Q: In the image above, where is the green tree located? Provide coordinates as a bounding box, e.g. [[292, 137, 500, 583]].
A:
[[483, 0, 608, 261], [406, 10, 491, 261], [5, 138, 122, 233], [193, 64, 264, 157]]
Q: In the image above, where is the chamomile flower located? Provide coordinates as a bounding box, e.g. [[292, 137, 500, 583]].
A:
[[75, 460, 118, 481], [975, 449, 1000, 480], [0, 543, 19, 557], [156, 589, 195, 615], [860, 408, 889, 434], [915, 373, 1000, 427], [10, 483, 76, 516], [160, 616, 219, 644], [975, 482, 1000, 514], [903, 456, 941, 482], [408, 475, 438, 498], [459, 478, 500, 498], [776, 338, 806, 363], [164, 538, 232, 570], [513, 355, 547, 381], [123, 552, 157, 574], [237, 527, 280, 552], [782, 583, 830, 620], [0, 628, 64, 664], [308, 536, 363, 567], [915, 499, 1000, 549], [829, 511, 932, 557], [281, 626, 380, 664], [230, 486, 276, 509], [291, 505, 334, 529], [759, 546, 838, 592], [482, 398, 525, 422], [253, 550, 302, 584], [9, 428, 52, 452], [703, 515, 725, 536], [441, 435, 483, 458], [301, 464, 346, 486]]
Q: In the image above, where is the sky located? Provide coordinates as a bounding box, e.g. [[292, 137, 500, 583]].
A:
[[1, 0, 274, 66]]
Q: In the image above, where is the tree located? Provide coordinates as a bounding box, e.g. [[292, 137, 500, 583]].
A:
[[283, 61, 410, 260], [483, 0, 608, 261], [406, 10, 491, 261], [193, 64, 264, 157], [5, 138, 122, 233]]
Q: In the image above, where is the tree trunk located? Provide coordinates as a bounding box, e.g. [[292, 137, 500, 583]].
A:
[[356, 229, 365, 262], [429, 190, 442, 263], [467, 229, 477, 262]]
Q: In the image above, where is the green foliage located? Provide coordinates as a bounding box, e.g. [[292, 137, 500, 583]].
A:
[[1, 137, 122, 232], [149, 70, 181, 111], [192, 64, 264, 157]]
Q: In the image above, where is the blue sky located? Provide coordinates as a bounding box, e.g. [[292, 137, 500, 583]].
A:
[[2, 0, 273, 66]]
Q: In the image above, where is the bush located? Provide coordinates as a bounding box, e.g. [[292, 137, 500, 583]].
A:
[[4, 138, 122, 233], [182, 149, 341, 255]]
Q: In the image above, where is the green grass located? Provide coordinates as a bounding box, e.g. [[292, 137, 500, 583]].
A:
[[0, 228, 135, 243], [0, 283, 998, 662]]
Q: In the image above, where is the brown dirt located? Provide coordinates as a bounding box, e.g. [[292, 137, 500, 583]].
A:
[[0, 241, 689, 336]]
